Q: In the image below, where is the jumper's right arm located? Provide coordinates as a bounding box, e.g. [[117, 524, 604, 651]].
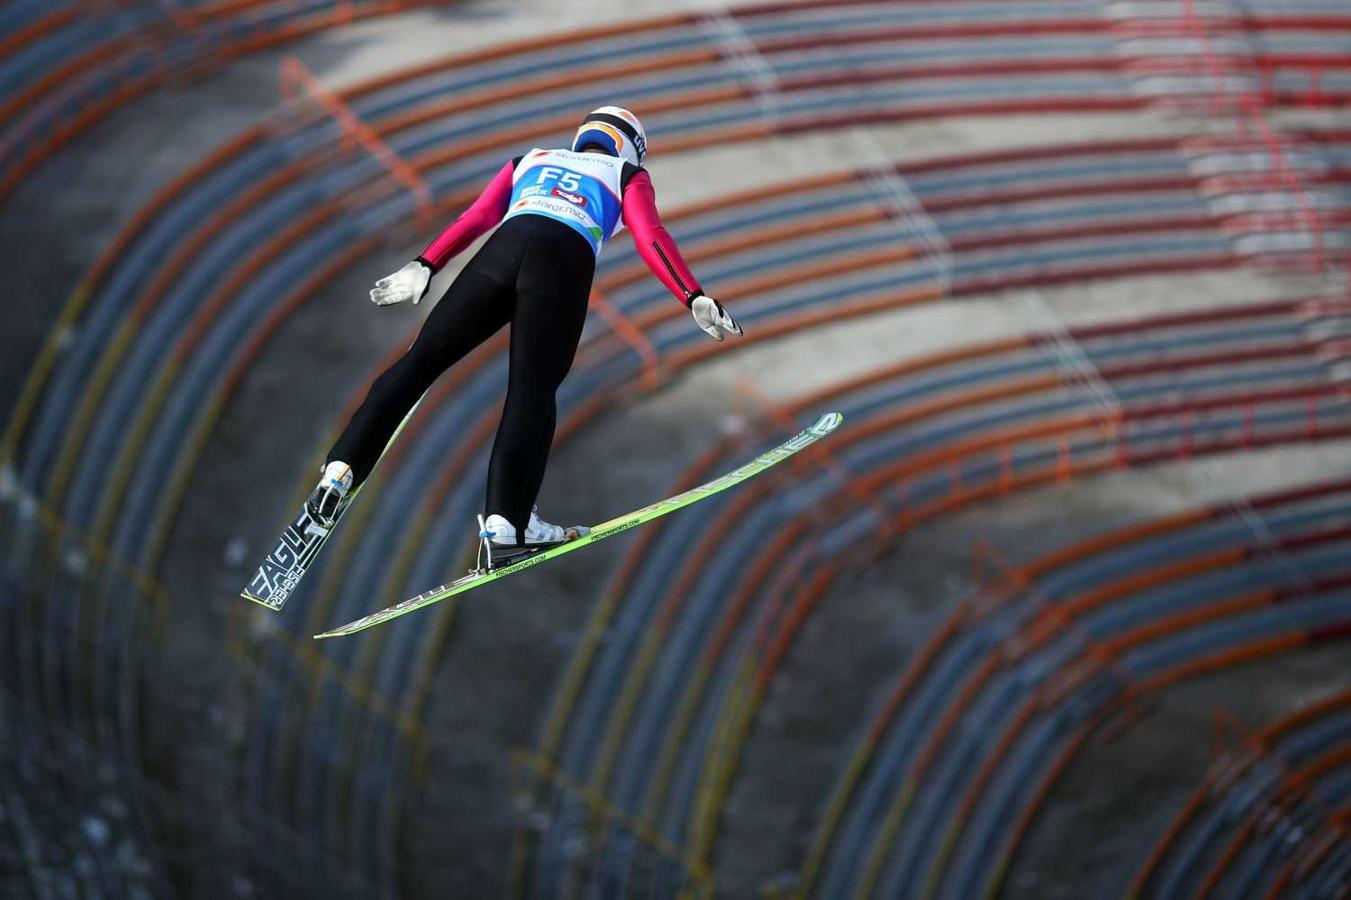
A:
[[418, 159, 516, 272], [370, 160, 516, 306]]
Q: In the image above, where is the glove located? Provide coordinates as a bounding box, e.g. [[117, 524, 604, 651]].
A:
[[370, 259, 433, 306], [690, 293, 743, 342]]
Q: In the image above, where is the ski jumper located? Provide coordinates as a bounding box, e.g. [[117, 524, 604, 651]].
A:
[[327, 148, 704, 536]]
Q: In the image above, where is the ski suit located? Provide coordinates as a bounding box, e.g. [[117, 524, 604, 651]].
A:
[[327, 148, 703, 535]]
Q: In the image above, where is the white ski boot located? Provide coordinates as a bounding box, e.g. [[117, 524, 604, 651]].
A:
[[482, 507, 587, 548], [475, 507, 587, 572], [307, 461, 353, 524]]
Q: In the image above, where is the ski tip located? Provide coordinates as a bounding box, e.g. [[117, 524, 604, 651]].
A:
[[240, 590, 282, 611], [811, 411, 844, 434]]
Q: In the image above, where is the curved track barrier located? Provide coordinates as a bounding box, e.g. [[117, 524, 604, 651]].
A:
[[0, 0, 465, 206], [1130, 689, 1351, 899], [515, 298, 1351, 897]]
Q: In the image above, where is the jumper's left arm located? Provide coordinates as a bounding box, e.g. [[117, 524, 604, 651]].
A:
[[621, 169, 704, 307]]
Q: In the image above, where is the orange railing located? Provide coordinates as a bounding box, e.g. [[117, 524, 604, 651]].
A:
[[1181, 0, 1328, 271], [279, 56, 433, 229]]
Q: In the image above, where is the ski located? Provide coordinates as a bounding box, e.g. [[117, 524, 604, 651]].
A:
[[314, 411, 843, 638], [240, 399, 424, 611]]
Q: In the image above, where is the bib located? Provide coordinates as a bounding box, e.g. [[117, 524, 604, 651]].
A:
[[504, 148, 628, 254]]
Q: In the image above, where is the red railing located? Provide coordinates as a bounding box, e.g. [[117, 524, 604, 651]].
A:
[[1181, 0, 1328, 271], [1258, 56, 1351, 107], [279, 55, 433, 229]]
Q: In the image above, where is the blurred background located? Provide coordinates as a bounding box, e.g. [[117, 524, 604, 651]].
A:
[[3, 1, 1351, 897]]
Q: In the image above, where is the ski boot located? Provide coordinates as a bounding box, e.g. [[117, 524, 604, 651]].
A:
[[306, 461, 353, 525], [474, 507, 587, 572]]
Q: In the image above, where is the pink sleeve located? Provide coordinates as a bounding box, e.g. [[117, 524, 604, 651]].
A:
[[621, 170, 703, 307], [418, 160, 515, 272]]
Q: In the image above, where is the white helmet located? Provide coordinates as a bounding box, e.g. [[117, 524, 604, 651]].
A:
[[571, 106, 647, 167]]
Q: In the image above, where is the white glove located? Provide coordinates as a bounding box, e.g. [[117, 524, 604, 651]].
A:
[[370, 259, 432, 306], [690, 294, 743, 342]]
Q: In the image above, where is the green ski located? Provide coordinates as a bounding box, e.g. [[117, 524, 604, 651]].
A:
[[315, 411, 843, 638]]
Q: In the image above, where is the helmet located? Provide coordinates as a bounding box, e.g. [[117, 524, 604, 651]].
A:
[[572, 106, 647, 167]]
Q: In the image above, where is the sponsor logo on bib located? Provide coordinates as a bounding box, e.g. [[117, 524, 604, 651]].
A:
[[552, 187, 587, 206]]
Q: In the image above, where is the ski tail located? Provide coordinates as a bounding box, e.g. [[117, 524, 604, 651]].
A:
[[239, 394, 427, 611]]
